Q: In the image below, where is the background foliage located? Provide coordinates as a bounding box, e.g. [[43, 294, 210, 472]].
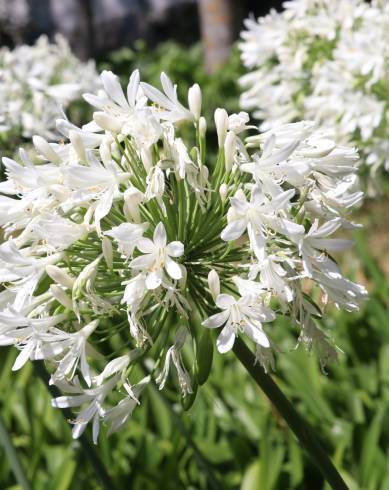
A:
[[0, 41, 388, 490]]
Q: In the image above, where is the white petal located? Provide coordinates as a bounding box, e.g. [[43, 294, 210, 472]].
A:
[[101, 70, 129, 109], [130, 254, 154, 270], [137, 238, 155, 254], [153, 222, 167, 247], [202, 310, 230, 328], [166, 241, 184, 257], [127, 70, 140, 107], [145, 270, 162, 290], [244, 322, 270, 348], [221, 219, 247, 241], [216, 294, 235, 309], [165, 256, 182, 280], [217, 326, 235, 353], [12, 342, 34, 371]]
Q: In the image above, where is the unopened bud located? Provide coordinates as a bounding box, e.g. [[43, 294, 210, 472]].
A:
[[33, 135, 60, 163], [188, 84, 202, 120], [124, 186, 144, 223], [140, 148, 153, 172], [69, 130, 87, 162], [219, 183, 228, 202], [214, 108, 229, 148], [208, 269, 220, 301], [199, 116, 206, 138], [93, 112, 122, 133], [224, 131, 236, 171], [102, 237, 113, 270], [50, 284, 73, 310], [99, 141, 112, 165], [46, 265, 74, 289]]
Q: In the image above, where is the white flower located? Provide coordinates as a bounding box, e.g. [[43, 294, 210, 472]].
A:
[[130, 222, 184, 289], [141, 72, 193, 123], [203, 293, 275, 353]]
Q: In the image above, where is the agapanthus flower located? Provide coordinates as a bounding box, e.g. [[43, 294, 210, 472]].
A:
[[0, 34, 99, 144], [239, 0, 389, 193], [0, 69, 367, 442]]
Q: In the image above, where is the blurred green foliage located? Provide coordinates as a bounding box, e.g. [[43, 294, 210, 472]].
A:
[[1, 41, 388, 490]]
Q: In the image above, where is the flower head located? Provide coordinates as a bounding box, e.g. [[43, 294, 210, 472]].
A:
[[0, 68, 367, 442]]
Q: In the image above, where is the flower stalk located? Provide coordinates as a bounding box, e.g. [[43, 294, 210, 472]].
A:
[[232, 337, 348, 490]]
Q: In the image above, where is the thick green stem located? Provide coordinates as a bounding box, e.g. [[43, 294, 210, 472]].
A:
[[232, 337, 348, 490]]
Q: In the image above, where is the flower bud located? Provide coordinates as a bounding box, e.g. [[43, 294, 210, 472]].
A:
[[199, 116, 207, 138], [188, 83, 202, 120], [50, 284, 73, 310], [46, 265, 74, 289], [124, 187, 144, 223], [140, 147, 153, 172], [99, 141, 112, 165], [214, 108, 229, 148], [224, 131, 236, 171], [33, 135, 60, 163], [208, 269, 220, 300], [69, 130, 86, 162], [219, 183, 228, 202], [102, 237, 113, 270], [93, 112, 122, 133]]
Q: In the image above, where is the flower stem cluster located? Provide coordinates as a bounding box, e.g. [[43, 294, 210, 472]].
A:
[[0, 68, 366, 442]]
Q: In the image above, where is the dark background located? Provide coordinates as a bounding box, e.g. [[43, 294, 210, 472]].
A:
[[0, 0, 284, 59]]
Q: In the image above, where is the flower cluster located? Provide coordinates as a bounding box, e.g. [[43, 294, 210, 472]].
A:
[[239, 0, 389, 191], [0, 69, 366, 442], [0, 35, 99, 143]]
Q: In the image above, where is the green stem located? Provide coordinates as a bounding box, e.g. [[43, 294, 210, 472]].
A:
[[33, 362, 116, 490], [232, 338, 348, 490], [0, 413, 31, 490]]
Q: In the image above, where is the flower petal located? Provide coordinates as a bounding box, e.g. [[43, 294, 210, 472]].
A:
[[137, 238, 155, 254], [101, 70, 129, 109], [166, 241, 184, 257], [130, 254, 154, 270], [221, 219, 247, 241], [244, 322, 270, 348], [217, 326, 235, 353], [165, 256, 182, 280], [153, 222, 167, 247], [202, 310, 229, 328], [215, 294, 235, 309], [145, 270, 162, 290]]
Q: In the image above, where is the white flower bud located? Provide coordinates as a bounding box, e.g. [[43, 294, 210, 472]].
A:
[[102, 237, 113, 270], [93, 112, 122, 133], [188, 83, 202, 120], [208, 269, 220, 301], [224, 131, 236, 171], [69, 130, 87, 162], [140, 147, 153, 172], [219, 183, 228, 202], [99, 141, 112, 165], [32, 135, 60, 163], [199, 116, 207, 138], [214, 108, 229, 148], [124, 186, 144, 223], [46, 265, 74, 289], [50, 284, 73, 310]]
